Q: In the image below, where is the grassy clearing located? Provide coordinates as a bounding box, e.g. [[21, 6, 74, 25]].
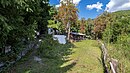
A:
[[65, 40, 103, 73], [7, 40, 103, 73]]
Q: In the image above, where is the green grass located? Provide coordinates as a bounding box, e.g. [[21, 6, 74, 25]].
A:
[[106, 44, 130, 73], [7, 40, 103, 73], [65, 40, 103, 73]]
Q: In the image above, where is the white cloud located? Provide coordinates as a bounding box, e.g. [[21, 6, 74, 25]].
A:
[[86, 2, 103, 12], [60, 0, 81, 4], [105, 0, 130, 12], [56, 0, 81, 8], [73, 0, 81, 4]]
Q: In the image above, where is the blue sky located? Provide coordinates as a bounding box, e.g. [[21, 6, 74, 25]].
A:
[[49, 0, 130, 19]]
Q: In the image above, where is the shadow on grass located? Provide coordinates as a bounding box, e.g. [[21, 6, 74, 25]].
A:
[[6, 38, 76, 73], [38, 42, 76, 73]]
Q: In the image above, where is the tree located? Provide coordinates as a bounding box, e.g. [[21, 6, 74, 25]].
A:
[[93, 12, 111, 39], [101, 10, 130, 72], [80, 18, 86, 33], [103, 13, 130, 43], [0, 0, 51, 56], [37, 0, 51, 35], [54, 0, 78, 40], [86, 18, 94, 37]]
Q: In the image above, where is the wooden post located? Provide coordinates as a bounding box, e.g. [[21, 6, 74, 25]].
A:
[[110, 58, 118, 73], [98, 40, 109, 73]]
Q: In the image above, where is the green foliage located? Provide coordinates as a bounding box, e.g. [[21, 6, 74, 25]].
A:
[[85, 18, 94, 37], [102, 10, 130, 72], [70, 20, 80, 32], [116, 34, 130, 57], [48, 20, 62, 30], [38, 36, 60, 58], [107, 37, 130, 73], [0, 0, 51, 58], [103, 24, 113, 43], [103, 13, 130, 43], [38, 36, 72, 59]]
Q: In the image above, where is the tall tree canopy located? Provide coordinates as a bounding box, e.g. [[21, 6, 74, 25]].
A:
[[54, 0, 78, 40], [0, 0, 51, 55], [85, 18, 94, 37], [80, 18, 86, 34], [93, 12, 112, 39]]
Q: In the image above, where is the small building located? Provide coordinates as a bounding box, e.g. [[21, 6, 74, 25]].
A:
[[70, 32, 86, 42]]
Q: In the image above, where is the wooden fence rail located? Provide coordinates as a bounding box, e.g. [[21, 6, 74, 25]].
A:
[[98, 40, 118, 73]]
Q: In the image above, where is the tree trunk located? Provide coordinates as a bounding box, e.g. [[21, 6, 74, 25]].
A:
[[67, 22, 71, 40]]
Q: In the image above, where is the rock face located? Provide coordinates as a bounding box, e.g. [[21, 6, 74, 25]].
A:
[[53, 35, 66, 44]]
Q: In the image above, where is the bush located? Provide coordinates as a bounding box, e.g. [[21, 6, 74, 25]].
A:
[[38, 35, 61, 59], [37, 35, 73, 59]]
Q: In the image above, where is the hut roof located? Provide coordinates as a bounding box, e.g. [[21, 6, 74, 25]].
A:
[[70, 32, 86, 36]]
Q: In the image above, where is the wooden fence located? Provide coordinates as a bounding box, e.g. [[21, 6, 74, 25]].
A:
[[98, 40, 118, 73]]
